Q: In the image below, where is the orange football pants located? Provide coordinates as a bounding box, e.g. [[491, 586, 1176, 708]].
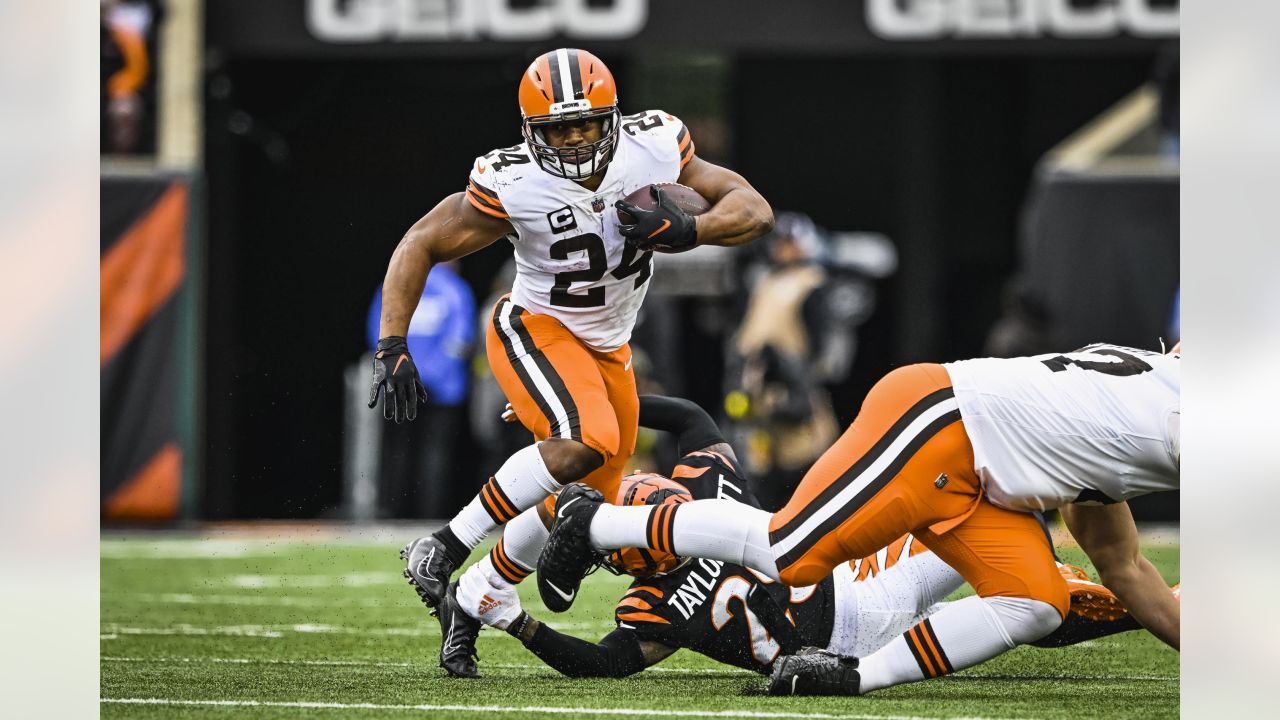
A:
[[768, 363, 1068, 618], [486, 296, 638, 509]]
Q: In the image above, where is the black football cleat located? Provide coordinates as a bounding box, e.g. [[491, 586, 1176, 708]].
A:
[[401, 535, 459, 610], [437, 581, 481, 678], [536, 483, 605, 613], [767, 648, 862, 696]]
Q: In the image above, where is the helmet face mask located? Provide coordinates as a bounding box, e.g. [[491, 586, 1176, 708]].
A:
[[518, 49, 620, 182], [601, 472, 692, 579], [523, 107, 620, 181]]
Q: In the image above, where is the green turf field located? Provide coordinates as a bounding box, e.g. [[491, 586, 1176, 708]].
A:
[[101, 529, 1178, 719]]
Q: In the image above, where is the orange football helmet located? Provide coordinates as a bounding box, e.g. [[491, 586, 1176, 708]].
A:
[[518, 48, 620, 181], [602, 473, 692, 578]]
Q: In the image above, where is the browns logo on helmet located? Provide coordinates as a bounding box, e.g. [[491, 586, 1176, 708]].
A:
[[518, 48, 620, 181], [601, 473, 692, 578]]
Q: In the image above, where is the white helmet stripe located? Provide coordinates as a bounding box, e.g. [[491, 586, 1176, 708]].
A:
[[555, 48, 575, 106]]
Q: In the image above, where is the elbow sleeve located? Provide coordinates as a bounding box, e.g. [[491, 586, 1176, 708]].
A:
[[638, 395, 725, 456]]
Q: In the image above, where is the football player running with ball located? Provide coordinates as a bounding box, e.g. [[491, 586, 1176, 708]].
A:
[[367, 48, 773, 674], [538, 343, 1180, 695], [453, 395, 1170, 679]]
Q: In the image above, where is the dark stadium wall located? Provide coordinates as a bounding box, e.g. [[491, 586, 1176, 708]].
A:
[[731, 55, 1156, 425], [203, 53, 1155, 519]]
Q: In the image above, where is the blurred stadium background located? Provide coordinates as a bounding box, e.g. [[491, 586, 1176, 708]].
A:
[[101, 0, 1179, 528]]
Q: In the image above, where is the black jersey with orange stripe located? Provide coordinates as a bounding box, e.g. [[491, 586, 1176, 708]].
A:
[[612, 450, 836, 674]]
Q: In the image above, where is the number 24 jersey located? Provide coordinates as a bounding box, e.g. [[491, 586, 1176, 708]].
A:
[[465, 110, 696, 352]]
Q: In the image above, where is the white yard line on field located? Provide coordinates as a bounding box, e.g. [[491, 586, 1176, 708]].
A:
[[100, 620, 615, 640], [103, 592, 393, 608], [101, 656, 752, 675], [99, 697, 1020, 720], [99, 656, 1175, 682]]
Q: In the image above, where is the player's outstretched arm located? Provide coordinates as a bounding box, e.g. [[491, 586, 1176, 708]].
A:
[[638, 394, 737, 462], [677, 156, 774, 248], [369, 193, 511, 422], [1061, 502, 1180, 649], [505, 613, 675, 678]]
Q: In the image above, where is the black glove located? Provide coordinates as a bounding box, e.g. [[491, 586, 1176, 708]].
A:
[[615, 186, 699, 253], [367, 336, 428, 423]]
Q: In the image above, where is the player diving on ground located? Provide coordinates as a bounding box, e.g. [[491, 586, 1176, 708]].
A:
[[446, 394, 1175, 679], [536, 343, 1180, 694]]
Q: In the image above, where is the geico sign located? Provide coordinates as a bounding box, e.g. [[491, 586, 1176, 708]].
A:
[[307, 0, 647, 42], [868, 0, 1178, 39]]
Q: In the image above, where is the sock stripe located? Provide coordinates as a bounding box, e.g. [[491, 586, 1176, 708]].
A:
[[645, 506, 663, 551], [920, 618, 954, 674], [663, 505, 681, 555], [479, 483, 507, 525], [905, 625, 939, 678], [480, 479, 518, 525], [489, 540, 531, 584], [487, 478, 519, 522], [479, 483, 505, 524], [653, 506, 670, 553]]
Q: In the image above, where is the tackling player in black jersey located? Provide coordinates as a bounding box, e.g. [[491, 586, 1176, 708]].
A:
[[456, 395, 1162, 679]]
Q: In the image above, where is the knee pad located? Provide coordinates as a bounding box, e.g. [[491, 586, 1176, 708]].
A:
[[779, 557, 836, 588], [985, 596, 1064, 645]]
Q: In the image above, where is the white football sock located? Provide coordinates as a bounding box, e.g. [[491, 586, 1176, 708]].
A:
[[857, 594, 1062, 693], [830, 551, 966, 658], [589, 499, 780, 581], [486, 507, 549, 585], [448, 443, 560, 548]]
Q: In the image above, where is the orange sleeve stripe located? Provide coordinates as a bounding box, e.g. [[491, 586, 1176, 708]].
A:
[[467, 191, 510, 219], [617, 611, 671, 625], [672, 463, 710, 480], [679, 142, 696, 169], [468, 180, 503, 208], [616, 596, 652, 611], [677, 132, 692, 154], [630, 585, 665, 598]]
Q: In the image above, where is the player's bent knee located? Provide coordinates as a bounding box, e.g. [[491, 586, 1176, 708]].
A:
[[778, 558, 837, 588], [985, 596, 1064, 645], [540, 437, 606, 482]]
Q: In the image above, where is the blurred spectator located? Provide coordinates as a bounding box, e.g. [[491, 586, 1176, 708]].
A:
[[723, 212, 841, 510], [101, 0, 161, 155], [366, 262, 476, 518]]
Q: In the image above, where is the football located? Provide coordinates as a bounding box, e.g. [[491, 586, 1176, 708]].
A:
[[616, 182, 711, 226]]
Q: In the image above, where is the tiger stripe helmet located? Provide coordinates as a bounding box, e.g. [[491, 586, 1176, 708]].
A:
[[602, 473, 692, 578], [518, 48, 620, 181]]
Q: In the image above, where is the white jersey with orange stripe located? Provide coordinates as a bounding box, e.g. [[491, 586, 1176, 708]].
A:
[[465, 110, 695, 352], [943, 343, 1180, 512]]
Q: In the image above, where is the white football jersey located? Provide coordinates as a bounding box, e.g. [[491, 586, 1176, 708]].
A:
[[465, 110, 695, 351], [943, 343, 1180, 512]]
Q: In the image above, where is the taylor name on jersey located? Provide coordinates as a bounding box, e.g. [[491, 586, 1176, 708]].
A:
[[611, 451, 836, 673], [465, 110, 696, 352]]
